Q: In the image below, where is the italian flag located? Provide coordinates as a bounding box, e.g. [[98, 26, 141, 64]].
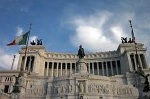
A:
[[7, 31, 29, 46]]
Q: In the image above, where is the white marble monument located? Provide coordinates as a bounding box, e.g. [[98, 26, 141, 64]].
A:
[[0, 43, 149, 99]]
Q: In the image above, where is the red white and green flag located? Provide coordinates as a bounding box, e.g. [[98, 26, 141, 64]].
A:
[[7, 31, 29, 46]]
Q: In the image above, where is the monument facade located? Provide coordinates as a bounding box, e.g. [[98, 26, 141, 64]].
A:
[[0, 42, 149, 99]]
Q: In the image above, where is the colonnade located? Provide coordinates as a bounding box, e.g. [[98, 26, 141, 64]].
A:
[[44, 62, 76, 77], [130, 53, 147, 71], [21, 56, 35, 72], [87, 60, 121, 76], [44, 60, 121, 77], [20, 53, 147, 76]]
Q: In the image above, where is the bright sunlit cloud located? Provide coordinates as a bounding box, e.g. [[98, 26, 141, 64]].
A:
[[30, 36, 38, 42], [111, 26, 127, 42], [16, 27, 23, 36], [69, 11, 128, 52]]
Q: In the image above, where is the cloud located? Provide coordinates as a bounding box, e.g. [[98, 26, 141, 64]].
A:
[[16, 26, 23, 36], [67, 10, 150, 66], [110, 26, 127, 42], [69, 11, 129, 52], [15, 26, 38, 45], [0, 26, 38, 70], [0, 47, 19, 70], [30, 36, 38, 42], [70, 25, 117, 52]]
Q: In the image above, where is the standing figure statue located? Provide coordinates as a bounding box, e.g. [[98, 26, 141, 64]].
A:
[[12, 75, 20, 93], [135, 67, 150, 92], [143, 74, 150, 92], [77, 45, 85, 59]]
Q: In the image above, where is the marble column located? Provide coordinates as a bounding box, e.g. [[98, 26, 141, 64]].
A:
[[32, 57, 36, 73], [28, 56, 32, 72], [56, 62, 58, 77], [92, 63, 94, 75], [65, 63, 67, 75], [97, 62, 99, 75], [57, 63, 61, 76], [110, 61, 114, 76], [138, 54, 143, 69], [70, 63, 72, 76], [51, 62, 54, 77], [102, 62, 104, 76], [60, 63, 62, 76], [48, 62, 51, 76], [106, 62, 109, 76], [115, 61, 119, 75], [46, 62, 49, 76], [75, 63, 77, 73], [88, 63, 90, 73], [128, 54, 133, 71], [24, 56, 27, 71], [134, 54, 138, 70], [67, 63, 70, 75], [140, 54, 147, 69]]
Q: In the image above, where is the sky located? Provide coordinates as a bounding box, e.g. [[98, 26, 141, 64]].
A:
[[0, 0, 150, 70]]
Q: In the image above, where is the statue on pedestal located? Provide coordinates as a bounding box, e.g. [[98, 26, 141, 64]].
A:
[[79, 83, 84, 93], [77, 45, 85, 59], [12, 75, 20, 93], [76, 45, 88, 73]]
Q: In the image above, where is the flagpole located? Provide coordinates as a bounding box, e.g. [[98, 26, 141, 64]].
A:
[[9, 54, 16, 93], [129, 20, 135, 42], [129, 20, 139, 69], [20, 24, 32, 76], [12, 24, 32, 94]]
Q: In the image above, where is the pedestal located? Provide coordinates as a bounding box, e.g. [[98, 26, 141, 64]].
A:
[[77, 58, 87, 73]]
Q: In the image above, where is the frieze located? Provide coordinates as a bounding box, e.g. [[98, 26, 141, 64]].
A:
[[46, 52, 119, 59], [50, 82, 136, 96], [27, 49, 39, 53], [88, 83, 133, 95], [76, 74, 89, 78], [51, 84, 75, 94], [25, 87, 46, 97]]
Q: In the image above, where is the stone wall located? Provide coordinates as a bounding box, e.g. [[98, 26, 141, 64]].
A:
[[0, 92, 11, 99]]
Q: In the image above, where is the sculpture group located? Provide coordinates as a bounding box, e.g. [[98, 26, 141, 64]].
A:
[[30, 39, 42, 45], [121, 37, 134, 44]]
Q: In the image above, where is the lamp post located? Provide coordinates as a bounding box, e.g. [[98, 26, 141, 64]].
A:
[[11, 55, 16, 70]]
